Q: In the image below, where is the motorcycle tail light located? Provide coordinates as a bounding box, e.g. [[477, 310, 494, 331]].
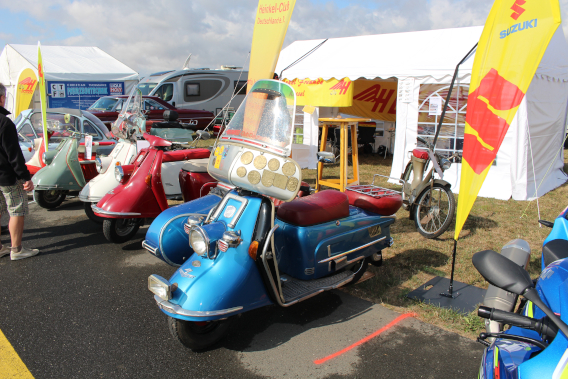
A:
[[218, 239, 228, 252], [145, 175, 152, 186], [28, 147, 32, 152], [248, 241, 259, 260]]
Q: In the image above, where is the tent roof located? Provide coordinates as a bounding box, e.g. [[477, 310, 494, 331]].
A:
[[275, 26, 568, 82], [1, 44, 138, 82]]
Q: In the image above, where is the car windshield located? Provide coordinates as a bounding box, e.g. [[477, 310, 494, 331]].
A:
[[222, 80, 296, 156], [137, 82, 158, 96], [28, 112, 80, 141], [88, 97, 119, 111]]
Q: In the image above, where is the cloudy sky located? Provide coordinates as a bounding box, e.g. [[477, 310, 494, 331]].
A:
[[2, 0, 568, 78]]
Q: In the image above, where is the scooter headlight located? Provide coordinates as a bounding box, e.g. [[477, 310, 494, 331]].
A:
[[148, 274, 172, 301], [95, 158, 103, 173], [115, 166, 124, 182], [189, 226, 209, 256], [441, 158, 451, 170]]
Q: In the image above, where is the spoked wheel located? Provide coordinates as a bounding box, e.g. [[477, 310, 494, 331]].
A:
[[413, 183, 456, 239], [168, 316, 233, 351], [103, 218, 142, 243], [33, 190, 66, 209], [343, 258, 369, 287], [84, 202, 104, 224]]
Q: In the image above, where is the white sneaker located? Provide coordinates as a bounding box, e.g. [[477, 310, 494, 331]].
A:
[[11, 247, 39, 261], [0, 245, 9, 258]]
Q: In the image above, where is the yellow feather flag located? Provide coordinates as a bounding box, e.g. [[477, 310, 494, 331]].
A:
[[247, 0, 296, 91], [37, 42, 49, 151], [454, 0, 561, 240], [14, 68, 38, 118]]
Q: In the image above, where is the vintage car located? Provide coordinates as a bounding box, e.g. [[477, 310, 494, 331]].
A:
[[16, 108, 117, 161], [87, 95, 214, 131]]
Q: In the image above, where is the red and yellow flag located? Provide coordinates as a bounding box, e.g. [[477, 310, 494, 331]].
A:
[[37, 42, 49, 152], [454, 0, 561, 240], [14, 68, 37, 118], [248, 0, 296, 91]]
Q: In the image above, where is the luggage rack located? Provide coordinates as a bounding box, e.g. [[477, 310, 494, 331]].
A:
[[346, 174, 404, 199]]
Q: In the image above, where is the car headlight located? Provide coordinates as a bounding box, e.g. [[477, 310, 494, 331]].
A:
[[95, 158, 103, 173], [189, 226, 209, 256], [441, 158, 451, 170], [148, 274, 172, 301], [115, 166, 124, 182], [42, 152, 47, 165]]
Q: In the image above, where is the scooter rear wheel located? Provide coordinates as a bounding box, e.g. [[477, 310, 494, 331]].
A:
[[103, 218, 141, 243], [84, 202, 104, 224], [167, 316, 233, 351], [33, 190, 66, 209]]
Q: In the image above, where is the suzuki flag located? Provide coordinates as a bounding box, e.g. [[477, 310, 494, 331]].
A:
[[15, 68, 38, 119], [454, 0, 561, 240], [37, 42, 49, 152], [248, 0, 296, 91]]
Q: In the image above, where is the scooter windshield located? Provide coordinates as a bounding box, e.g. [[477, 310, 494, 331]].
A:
[[221, 80, 296, 157], [112, 87, 145, 141]]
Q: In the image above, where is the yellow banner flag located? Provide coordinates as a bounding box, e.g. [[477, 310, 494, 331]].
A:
[[454, 0, 561, 240], [282, 78, 353, 107], [38, 42, 49, 152], [248, 0, 296, 91], [14, 68, 37, 119], [342, 79, 397, 121]]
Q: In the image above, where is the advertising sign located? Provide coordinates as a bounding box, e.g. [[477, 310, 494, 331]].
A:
[[47, 81, 124, 109], [14, 68, 38, 118], [282, 78, 353, 107]]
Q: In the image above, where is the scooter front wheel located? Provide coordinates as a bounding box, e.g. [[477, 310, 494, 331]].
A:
[[84, 202, 104, 224], [103, 218, 141, 243], [413, 183, 456, 239], [33, 190, 66, 209], [168, 316, 233, 351]]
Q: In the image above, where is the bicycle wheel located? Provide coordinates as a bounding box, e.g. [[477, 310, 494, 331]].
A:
[[413, 183, 455, 239]]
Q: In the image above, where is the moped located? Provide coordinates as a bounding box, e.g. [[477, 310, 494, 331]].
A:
[[32, 122, 108, 209], [79, 88, 146, 223], [92, 130, 215, 244], [147, 80, 401, 351], [473, 243, 568, 378]]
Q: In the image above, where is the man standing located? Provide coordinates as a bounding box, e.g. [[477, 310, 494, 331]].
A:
[[0, 83, 39, 260]]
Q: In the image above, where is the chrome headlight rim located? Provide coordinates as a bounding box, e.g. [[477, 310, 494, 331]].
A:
[[441, 158, 451, 170], [114, 165, 124, 182], [95, 157, 103, 173], [148, 274, 172, 301], [189, 225, 209, 256]]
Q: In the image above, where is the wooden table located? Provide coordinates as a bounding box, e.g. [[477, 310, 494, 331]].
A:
[[316, 117, 371, 192]]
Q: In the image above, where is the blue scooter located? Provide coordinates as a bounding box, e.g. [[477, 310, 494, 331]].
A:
[[146, 80, 400, 350]]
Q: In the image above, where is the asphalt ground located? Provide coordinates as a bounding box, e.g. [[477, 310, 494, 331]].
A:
[[0, 198, 484, 378]]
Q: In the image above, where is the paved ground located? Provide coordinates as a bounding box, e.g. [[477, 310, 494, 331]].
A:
[[0, 198, 484, 378]]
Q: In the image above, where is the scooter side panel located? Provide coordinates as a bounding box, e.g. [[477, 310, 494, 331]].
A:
[[67, 139, 87, 188], [163, 196, 272, 322], [274, 206, 395, 280], [145, 194, 223, 266], [33, 139, 83, 191]]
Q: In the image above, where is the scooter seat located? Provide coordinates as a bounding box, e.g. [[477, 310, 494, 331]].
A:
[[412, 149, 429, 160], [276, 190, 349, 226], [163, 148, 210, 163]]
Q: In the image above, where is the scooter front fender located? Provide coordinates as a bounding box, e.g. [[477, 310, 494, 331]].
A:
[[143, 194, 223, 266], [32, 139, 82, 191]]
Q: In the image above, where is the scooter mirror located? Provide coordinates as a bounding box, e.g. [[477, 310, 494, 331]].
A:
[[472, 250, 534, 296], [196, 130, 210, 141], [317, 151, 335, 164]]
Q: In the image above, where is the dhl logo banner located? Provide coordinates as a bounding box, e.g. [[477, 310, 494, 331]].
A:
[[454, 0, 561, 240], [14, 68, 37, 118], [282, 78, 353, 107], [248, 0, 296, 92], [343, 80, 397, 122]]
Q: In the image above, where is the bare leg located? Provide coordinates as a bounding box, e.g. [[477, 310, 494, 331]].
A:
[[9, 216, 24, 248]]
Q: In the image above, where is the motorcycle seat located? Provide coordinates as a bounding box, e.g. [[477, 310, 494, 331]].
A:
[[163, 148, 210, 163], [412, 149, 429, 160], [276, 190, 349, 226]]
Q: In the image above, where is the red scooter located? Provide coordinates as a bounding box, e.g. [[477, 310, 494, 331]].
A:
[[93, 131, 216, 243]]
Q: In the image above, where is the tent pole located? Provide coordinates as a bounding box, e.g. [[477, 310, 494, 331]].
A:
[[432, 43, 478, 149]]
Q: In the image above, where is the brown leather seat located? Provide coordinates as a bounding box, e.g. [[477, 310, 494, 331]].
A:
[[276, 190, 349, 226]]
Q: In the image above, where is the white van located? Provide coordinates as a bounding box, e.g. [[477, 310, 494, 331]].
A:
[[137, 66, 248, 121]]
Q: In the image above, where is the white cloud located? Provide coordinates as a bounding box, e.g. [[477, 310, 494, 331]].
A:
[[1, 0, 568, 78]]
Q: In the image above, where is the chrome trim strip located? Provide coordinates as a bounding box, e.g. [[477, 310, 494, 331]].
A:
[[91, 204, 142, 217], [79, 160, 97, 164], [210, 192, 248, 229], [142, 240, 158, 255], [78, 194, 102, 203], [261, 225, 287, 306], [35, 185, 60, 190], [318, 236, 386, 264], [154, 295, 243, 317]]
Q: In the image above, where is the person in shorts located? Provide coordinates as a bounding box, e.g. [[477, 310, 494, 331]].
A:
[[0, 83, 38, 260]]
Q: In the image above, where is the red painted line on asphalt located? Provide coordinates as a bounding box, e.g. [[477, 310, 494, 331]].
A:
[[313, 312, 417, 365]]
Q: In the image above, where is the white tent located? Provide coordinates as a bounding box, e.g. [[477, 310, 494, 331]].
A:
[[275, 26, 568, 200], [0, 44, 139, 114]]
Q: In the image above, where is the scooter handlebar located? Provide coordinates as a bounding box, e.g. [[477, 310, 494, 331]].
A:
[[478, 306, 558, 341]]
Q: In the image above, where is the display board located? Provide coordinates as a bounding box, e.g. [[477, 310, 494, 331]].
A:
[[47, 81, 124, 109]]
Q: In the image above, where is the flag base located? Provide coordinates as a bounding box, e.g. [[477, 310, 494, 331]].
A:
[[407, 276, 486, 315]]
